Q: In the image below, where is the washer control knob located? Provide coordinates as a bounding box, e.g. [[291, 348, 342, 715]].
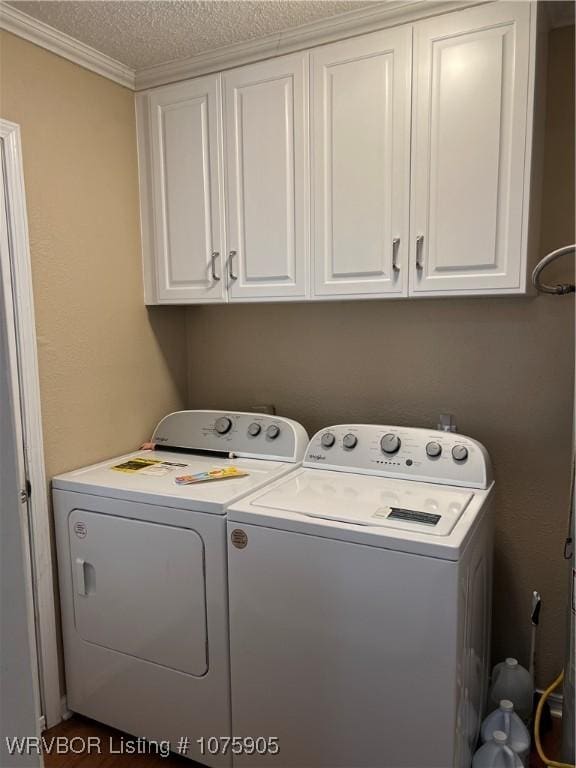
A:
[[426, 441, 442, 458], [215, 416, 232, 435], [452, 444, 469, 463], [266, 424, 280, 440], [321, 432, 336, 448], [248, 422, 261, 437], [381, 433, 401, 454], [342, 433, 358, 450]]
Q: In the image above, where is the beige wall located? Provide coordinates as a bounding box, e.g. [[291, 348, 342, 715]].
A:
[[0, 31, 188, 481], [186, 26, 575, 686]]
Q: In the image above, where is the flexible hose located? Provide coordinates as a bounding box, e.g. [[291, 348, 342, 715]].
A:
[[534, 670, 575, 768], [531, 244, 576, 295]]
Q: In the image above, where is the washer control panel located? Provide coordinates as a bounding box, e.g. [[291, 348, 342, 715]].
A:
[[152, 411, 309, 462], [304, 425, 492, 489]]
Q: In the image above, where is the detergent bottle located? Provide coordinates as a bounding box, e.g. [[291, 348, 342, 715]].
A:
[[472, 730, 524, 768], [481, 700, 530, 763], [489, 658, 533, 721]]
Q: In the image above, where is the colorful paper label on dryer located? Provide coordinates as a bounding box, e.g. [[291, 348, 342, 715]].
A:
[[175, 467, 249, 485], [111, 457, 187, 475]]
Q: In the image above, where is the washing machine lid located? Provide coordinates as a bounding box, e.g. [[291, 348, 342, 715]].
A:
[[251, 469, 474, 537], [53, 450, 294, 514]]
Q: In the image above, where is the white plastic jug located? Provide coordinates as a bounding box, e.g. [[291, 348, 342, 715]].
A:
[[489, 658, 533, 721], [472, 731, 524, 768], [481, 700, 531, 763]]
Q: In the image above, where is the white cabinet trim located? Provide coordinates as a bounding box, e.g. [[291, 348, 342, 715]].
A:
[[0, 119, 62, 728]]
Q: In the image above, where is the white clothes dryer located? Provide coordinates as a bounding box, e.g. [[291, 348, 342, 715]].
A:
[[53, 410, 308, 767], [227, 424, 494, 768]]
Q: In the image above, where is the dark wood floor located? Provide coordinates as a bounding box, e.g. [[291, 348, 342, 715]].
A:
[[43, 717, 199, 768], [42, 713, 563, 768]]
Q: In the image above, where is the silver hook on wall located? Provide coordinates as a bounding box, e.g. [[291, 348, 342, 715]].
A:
[[531, 244, 575, 295]]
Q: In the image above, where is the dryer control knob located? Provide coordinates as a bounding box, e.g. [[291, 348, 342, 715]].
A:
[[381, 433, 401, 455], [321, 432, 336, 448], [452, 445, 469, 462], [426, 441, 442, 458], [266, 424, 280, 440], [248, 422, 261, 437], [215, 416, 232, 434], [342, 434, 358, 450]]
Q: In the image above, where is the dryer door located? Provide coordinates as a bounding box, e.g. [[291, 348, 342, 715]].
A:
[[69, 509, 207, 676]]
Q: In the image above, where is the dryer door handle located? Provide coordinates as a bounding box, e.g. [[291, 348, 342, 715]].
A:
[[75, 559, 95, 596], [75, 558, 87, 596]]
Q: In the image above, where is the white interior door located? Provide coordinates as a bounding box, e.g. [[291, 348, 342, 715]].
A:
[[410, 2, 531, 295], [0, 149, 42, 767], [224, 53, 308, 300], [148, 76, 226, 302], [69, 509, 208, 676], [311, 27, 412, 298]]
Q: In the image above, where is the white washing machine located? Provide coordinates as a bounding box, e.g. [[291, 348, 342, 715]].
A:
[[227, 424, 494, 768], [53, 410, 308, 767]]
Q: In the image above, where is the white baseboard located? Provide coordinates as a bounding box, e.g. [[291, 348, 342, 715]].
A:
[[60, 696, 73, 722]]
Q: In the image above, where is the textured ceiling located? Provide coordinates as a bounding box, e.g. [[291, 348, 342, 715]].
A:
[[7, 1, 377, 69]]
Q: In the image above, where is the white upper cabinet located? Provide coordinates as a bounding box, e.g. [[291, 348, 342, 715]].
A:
[[141, 76, 226, 303], [137, 2, 540, 304], [223, 53, 309, 300], [311, 26, 412, 299], [410, 2, 533, 295]]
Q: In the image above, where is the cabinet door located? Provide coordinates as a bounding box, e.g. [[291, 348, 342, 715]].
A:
[[223, 54, 308, 300], [410, 3, 532, 295], [146, 76, 226, 302], [311, 27, 412, 299]]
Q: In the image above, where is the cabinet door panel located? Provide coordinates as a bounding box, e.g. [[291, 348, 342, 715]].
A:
[[224, 54, 308, 300], [312, 27, 411, 298], [410, 3, 531, 294], [148, 76, 225, 302]]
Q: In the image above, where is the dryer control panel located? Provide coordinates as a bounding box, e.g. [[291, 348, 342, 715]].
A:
[[304, 425, 492, 489], [152, 410, 309, 463]]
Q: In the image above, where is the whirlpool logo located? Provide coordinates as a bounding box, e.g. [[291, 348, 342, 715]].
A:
[[308, 453, 326, 462]]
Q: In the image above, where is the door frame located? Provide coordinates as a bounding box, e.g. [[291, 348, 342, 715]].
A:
[[1, 118, 62, 728]]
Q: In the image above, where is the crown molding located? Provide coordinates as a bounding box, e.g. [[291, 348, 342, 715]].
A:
[[0, 2, 135, 89], [2, 0, 565, 93], [135, 0, 485, 90]]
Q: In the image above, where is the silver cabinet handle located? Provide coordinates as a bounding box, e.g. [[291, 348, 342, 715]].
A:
[[392, 237, 400, 273], [228, 250, 238, 281], [416, 234, 425, 270], [210, 251, 220, 282]]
